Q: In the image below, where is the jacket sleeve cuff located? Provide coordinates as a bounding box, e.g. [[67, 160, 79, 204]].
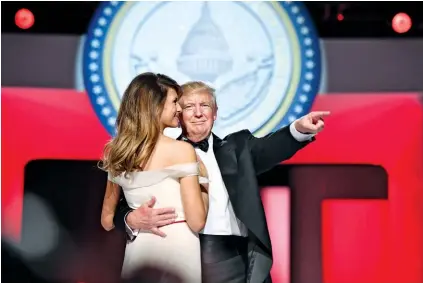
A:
[[124, 211, 139, 240], [289, 121, 315, 142]]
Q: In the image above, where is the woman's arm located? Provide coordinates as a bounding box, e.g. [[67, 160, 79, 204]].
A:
[[197, 156, 209, 213], [113, 193, 133, 232], [101, 180, 120, 231], [177, 143, 208, 233]]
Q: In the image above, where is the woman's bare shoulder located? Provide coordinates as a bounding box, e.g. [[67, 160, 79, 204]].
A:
[[165, 139, 196, 163]]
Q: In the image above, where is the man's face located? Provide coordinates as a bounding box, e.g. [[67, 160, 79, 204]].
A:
[[179, 91, 217, 140]]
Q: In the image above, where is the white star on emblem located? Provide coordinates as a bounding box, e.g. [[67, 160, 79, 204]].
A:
[[102, 107, 111, 116], [296, 16, 305, 24], [302, 84, 311, 92], [94, 28, 103, 37], [306, 61, 315, 69], [108, 117, 116, 126], [104, 7, 112, 15], [294, 105, 303, 113], [93, 86, 102, 94], [299, 95, 308, 103], [305, 49, 314, 57], [301, 27, 309, 35], [291, 6, 299, 14], [288, 115, 296, 123], [305, 72, 314, 81], [98, 18, 107, 26], [91, 39, 100, 48], [97, 96, 106, 105], [90, 74, 100, 83], [304, 38, 312, 46], [89, 51, 99, 59], [89, 63, 98, 71]]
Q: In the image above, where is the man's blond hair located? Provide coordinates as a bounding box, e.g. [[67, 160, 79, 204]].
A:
[[180, 81, 217, 108]]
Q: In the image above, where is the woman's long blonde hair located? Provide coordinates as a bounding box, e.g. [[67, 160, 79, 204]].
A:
[[100, 72, 181, 177]]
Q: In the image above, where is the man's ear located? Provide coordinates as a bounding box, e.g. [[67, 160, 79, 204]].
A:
[[213, 106, 218, 121]]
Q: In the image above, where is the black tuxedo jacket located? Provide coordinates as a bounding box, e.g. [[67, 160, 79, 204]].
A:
[[114, 125, 313, 283]]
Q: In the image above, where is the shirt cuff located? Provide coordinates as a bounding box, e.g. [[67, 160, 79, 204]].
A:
[[289, 120, 315, 142], [124, 211, 139, 239]]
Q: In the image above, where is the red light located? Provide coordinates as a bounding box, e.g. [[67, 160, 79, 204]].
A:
[[392, 12, 412, 34], [337, 14, 344, 21], [15, 8, 34, 30]]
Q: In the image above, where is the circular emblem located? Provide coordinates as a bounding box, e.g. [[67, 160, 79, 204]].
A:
[[83, 1, 322, 137]]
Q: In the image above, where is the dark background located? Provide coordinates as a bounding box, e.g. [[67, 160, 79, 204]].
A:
[[2, 1, 423, 37], [1, 2, 420, 283], [2, 161, 387, 283]]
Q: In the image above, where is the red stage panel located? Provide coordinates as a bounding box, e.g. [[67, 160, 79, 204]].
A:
[[1, 88, 110, 240], [322, 200, 389, 283], [261, 187, 290, 283], [287, 94, 423, 283], [2, 88, 423, 283]]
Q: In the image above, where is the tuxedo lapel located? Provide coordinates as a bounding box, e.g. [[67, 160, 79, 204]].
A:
[[212, 134, 237, 172], [212, 134, 237, 171], [212, 134, 238, 203]]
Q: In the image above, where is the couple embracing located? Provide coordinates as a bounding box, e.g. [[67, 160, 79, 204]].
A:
[[100, 72, 328, 283]]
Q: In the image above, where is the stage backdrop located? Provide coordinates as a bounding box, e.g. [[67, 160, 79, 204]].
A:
[[2, 87, 423, 283], [2, 1, 423, 283]]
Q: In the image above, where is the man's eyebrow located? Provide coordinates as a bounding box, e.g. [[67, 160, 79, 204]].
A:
[[183, 101, 211, 105]]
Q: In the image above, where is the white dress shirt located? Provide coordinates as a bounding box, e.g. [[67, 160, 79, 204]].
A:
[[125, 122, 314, 237], [196, 134, 248, 236]]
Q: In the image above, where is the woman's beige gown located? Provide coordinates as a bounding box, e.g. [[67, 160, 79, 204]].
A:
[[109, 162, 207, 283]]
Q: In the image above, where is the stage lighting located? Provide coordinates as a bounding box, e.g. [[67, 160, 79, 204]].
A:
[[15, 8, 34, 30], [392, 12, 412, 34]]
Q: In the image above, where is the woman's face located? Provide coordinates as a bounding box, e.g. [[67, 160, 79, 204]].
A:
[[160, 88, 182, 129]]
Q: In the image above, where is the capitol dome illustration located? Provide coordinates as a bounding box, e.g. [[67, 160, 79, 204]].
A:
[[177, 2, 233, 82]]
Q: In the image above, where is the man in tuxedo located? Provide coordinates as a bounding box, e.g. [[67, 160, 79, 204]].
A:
[[114, 81, 328, 283]]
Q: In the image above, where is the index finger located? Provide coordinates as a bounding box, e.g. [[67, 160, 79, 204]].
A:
[[153, 207, 176, 216], [311, 111, 331, 118]]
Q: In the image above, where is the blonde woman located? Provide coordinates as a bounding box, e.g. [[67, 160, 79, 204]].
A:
[[100, 73, 208, 282]]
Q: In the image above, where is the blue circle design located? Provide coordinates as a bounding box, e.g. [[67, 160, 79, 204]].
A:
[[83, 1, 124, 136], [275, 1, 322, 129], [83, 1, 322, 136]]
